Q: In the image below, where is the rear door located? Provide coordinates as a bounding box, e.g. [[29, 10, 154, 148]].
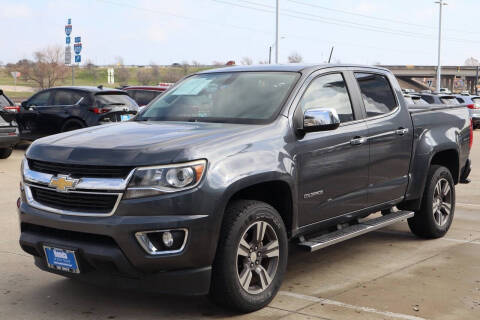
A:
[[353, 71, 413, 206], [295, 71, 370, 226]]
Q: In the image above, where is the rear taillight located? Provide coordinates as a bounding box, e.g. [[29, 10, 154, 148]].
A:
[[467, 104, 475, 109], [89, 107, 110, 114], [469, 120, 474, 149], [3, 106, 20, 113]]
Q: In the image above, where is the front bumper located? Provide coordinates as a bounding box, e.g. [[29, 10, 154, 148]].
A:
[[18, 202, 216, 295]]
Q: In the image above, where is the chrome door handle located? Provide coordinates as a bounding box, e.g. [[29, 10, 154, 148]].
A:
[[396, 128, 409, 136], [350, 137, 367, 145]]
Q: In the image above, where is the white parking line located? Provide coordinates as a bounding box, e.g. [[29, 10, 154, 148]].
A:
[[457, 202, 480, 208], [375, 230, 480, 245], [278, 291, 427, 320], [442, 238, 480, 245]]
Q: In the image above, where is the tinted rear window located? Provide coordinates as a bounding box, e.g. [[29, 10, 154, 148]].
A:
[[355, 73, 397, 117], [412, 97, 429, 105], [440, 97, 459, 105], [132, 90, 162, 106], [0, 95, 12, 107], [95, 93, 138, 107]]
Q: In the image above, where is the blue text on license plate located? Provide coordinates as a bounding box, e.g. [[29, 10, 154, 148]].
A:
[[120, 114, 131, 121], [43, 246, 80, 273]]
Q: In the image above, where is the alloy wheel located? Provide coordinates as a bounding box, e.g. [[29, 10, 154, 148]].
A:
[[432, 178, 452, 227], [236, 221, 280, 294]]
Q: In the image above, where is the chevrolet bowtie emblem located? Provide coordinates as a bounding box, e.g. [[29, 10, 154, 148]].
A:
[[49, 175, 80, 192]]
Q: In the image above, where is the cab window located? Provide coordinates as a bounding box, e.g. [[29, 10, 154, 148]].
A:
[[299, 73, 354, 123], [355, 73, 397, 117]]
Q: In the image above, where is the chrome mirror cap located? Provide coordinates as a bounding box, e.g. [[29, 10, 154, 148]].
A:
[[303, 108, 340, 132]]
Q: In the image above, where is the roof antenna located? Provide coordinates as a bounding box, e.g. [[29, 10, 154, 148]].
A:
[[328, 46, 334, 63], [97, 85, 103, 90]]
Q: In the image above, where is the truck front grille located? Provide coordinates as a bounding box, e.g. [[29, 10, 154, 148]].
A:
[[28, 159, 133, 178], [30, 187, 118, 214]]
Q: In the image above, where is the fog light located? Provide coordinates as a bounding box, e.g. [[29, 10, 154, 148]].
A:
[[162, 231, 174, 247], [135, 229, 188, 255]]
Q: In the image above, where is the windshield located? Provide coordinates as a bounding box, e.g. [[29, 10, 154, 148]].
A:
[[96, 93, 138, 107], [137, 72, 299, 124]]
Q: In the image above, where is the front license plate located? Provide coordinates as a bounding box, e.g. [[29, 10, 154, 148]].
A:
[[43, 246, 80, 273], [120, 114, 132, 121]]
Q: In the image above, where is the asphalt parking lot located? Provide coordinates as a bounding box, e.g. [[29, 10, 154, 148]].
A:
[[1, 134, 479, 320]]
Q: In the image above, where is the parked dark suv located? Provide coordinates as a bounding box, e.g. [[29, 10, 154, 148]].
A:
[[17, 86, 138, 140]]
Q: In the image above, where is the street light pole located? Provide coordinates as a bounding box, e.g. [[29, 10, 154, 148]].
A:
[[435, 1, 447, 93], [275, 0, 279, 64]]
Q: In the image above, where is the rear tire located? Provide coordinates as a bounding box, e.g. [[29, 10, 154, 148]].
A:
[[408, 165, 455, 239], [61, 119, 84, 132], [210, 200, 288, 313], [0, 148, 13, 159]]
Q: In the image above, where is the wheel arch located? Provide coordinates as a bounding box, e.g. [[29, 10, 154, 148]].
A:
[[60, 117, 86, 132], [216, 174, 297, 239], [401, 146, 459, 211]]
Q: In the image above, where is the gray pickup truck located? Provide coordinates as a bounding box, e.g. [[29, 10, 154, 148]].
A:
[[18, 65, 472, 312]]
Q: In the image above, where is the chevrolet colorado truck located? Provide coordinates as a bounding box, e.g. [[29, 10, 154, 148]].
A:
[[18, 65, 472, 312]]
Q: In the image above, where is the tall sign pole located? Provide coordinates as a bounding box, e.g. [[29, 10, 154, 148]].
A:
[[65, 18, 73, 84], [435, 1, 447, 93], [275, 0, 279, 64]]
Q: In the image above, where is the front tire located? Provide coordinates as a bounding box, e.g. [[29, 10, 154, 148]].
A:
[[210, 200, 288, 313], [408, 165, 455, 238], [61, 119, 85, 132]]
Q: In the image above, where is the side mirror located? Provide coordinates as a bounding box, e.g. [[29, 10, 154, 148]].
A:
[[302, 108, 340, 132], [21, 101, 28, 109]]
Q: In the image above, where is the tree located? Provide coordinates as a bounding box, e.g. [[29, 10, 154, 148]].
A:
[[137, 69, 153, 85], [150, 62, 160, 83], [241, 57, 253, 65], [288, 52, 303, 63], [114, 57, 130, 85], [162, 67, 184, 83], [116, 67, 130, 85], [10, 46, 68, 89], [465, 57, 480, 66], [85, 60, 98, 81], [181, 61, 190, 75], [191, 60, 201, 67]]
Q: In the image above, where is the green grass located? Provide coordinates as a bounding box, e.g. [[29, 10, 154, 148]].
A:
[[0, 65, 215, 90], [3, 91, 31, 102]]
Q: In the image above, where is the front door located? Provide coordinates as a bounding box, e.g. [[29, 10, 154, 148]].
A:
[[17, 90, 53, 140], [295, 72, 370, 227]]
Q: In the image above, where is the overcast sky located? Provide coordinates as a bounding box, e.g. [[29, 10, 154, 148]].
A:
[[1, 0, 479, 66]]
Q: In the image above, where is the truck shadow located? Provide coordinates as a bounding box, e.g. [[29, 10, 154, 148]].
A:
[[18, 228, 421, 319]]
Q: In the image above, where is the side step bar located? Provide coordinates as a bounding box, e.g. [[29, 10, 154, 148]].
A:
[[298, 211, 414, 252]]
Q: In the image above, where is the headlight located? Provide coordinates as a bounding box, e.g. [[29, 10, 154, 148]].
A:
[[124, 160, 207, 199]]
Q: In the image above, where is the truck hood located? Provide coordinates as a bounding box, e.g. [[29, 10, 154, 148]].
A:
[[26, 121, 257, 166]]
